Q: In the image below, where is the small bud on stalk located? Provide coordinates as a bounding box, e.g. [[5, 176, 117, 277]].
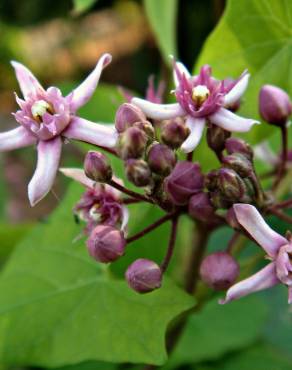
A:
[[188, 192, 217, 222], [147, 143, 176, 176], [207, 124, 231, 152], [84, 151, 112, 182], [200, 252, 240, 290], [218, 168, 247, 202], [164, 161, 204, 205], [87, 225, 126, 263], [125, 159, 152, 187], [222, 153, 253, 178], [115, 103, 147, 133], [225, 137, 253, 160], [117, 127, 148, 160], [259, 85, 292, 126], [126, 258, 162, 293], [161, 118, 189, 149]]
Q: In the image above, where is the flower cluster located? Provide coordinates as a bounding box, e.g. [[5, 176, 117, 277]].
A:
[[2, 54, 292, 302]]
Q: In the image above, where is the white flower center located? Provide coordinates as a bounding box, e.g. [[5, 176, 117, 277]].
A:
[[89, 204, 101, 222], [191, 85, 210, 105], [31, 100, 52, 121]]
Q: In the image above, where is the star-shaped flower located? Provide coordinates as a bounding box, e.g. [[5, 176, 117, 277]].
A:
[[221, 204, 292, 304], [132, 61, 259, 153], [0, 53, 118, 206]]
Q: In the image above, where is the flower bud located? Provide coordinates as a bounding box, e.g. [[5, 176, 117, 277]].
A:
[[164, 161, 204, 205], [115, 103, 147, 133], [87, 225, 126, 263], [147, 143, 176, 176], [84, 151, 112, 182], [205, 170, 218, 191], [225, 137, 253, 160], [206, 124, 231, 152], [200, 252, 240, 290], [259, 84, 292, 126], [125, 159, 152, 187], [188, 192, 217, 222], [160, 118, 189, 149], [222, 153, 253, 178], [218, 168, 247, 202], [134, 120, 155, 138], [125, 258, 162, 293], [210, 190, 232, 209], [117, 127, 148, 160]]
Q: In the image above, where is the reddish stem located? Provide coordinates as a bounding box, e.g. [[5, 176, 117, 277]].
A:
[[108, 179, 153, 204], [160, 216, 179, 272], [269, 208, 292, 224], [273, 125, 288, 190]]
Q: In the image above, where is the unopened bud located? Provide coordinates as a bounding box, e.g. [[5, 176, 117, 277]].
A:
[[147, 143, 176, 176], [161, 118, 189, 149], [225, 137, 253, 160], [134, 120, 155, 138], [125, 159, 152, 187], [205, 170, 218, 191], [117, 127, 148, 159], [164, 161, 204, 205], [222, 153, 253, 178], [87, 225, 126, 263], [207, 124, 231, 152], [188, 192, 217, 222], [218, 168, 247, 202], [200, 252, 240, 290], [125, 258, 162, 293], [259, 85, 292, 126], [84, 151, 112, 183], [210, 190, 232, 209], [115, 103, 147, 133]]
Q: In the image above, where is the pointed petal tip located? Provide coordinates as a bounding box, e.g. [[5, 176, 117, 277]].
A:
[[100, 53, 112, 67]]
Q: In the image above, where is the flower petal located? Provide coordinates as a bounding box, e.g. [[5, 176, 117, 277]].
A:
[[234, 204, 287, 257], [180, 116, 205, 153], [59, 168, 95, 189], [28, 137, 62, 206], [219, 262, 279, 304], [173, 61, 191, 88], [210, 107, 259, 132], [131, 98, 185, 120], [63, 117, 118, 148], [11, 61, 44, 99], [121, 205, 129, 233], [68, 53, 112, 111], [224, 73, 250, 107], [0, 126, 36, 151]]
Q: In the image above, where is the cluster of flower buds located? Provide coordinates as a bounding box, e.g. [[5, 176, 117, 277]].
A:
[[2, 51, 292, 303]]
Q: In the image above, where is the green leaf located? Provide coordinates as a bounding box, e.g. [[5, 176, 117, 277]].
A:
[[144, 0, 178, 64], [72, 0, 97, 15], [0, 184, 194, 367], [164, 296, 268, 369], [53, 360, 116, 370], [213, 344, 292, 370], [196, 0, 292, 144]]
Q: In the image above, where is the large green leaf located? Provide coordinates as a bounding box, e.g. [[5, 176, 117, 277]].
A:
[[0, 184, 194, 367], [144, 0, 178, 64], [196, 0, 292, 144], [164, 296, 268, 369]]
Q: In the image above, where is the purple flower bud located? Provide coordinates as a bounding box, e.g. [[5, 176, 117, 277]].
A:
[[200, 252, 240, 290], [161, 118, 189, 149], [117, 127, 148, 160], [188, 192, 217, 222], [147, 143, 176, 176], [125, 159, 152, 187], [125, 258, 162, 293], [164, 161, 204, 205], [226, 207, 241, 229], [218, 168, 247, 202], [134, 120, 155, 138], [115, 103, 147, 133], [206, 124, 231, 152], [259, 84, 292, 126], [205, 170, 219, 191], [87, 225, 126, 263], [84, 151, 112, 182], [222, 153, 253, 178], [210, 190, 232, 209], [225, 137, 253, 160]]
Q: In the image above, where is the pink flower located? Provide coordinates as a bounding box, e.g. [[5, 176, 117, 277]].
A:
[[132, 61, 259, 153], [60, 168, 129, 235], [220, 204, 292, 304], [1, 54, 118, 206]]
